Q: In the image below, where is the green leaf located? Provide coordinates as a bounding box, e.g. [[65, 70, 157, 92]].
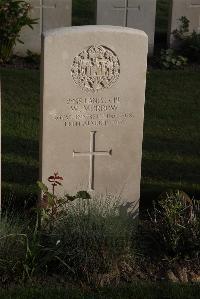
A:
[[37, 181, 48, 193], [46, 192, 56, 206], [166, 56, 171, 62], [65, 194, 76, 202], [163, 62, 169, 68], [76, 190, 91, 199]]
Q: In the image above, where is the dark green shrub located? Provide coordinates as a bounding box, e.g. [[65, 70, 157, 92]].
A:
[[172, 16, 200, 63], [0, 0, 37, 62], [159, 49, 187, 69], [138, 191, 200, 259]]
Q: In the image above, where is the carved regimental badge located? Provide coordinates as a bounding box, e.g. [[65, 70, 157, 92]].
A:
[[71, 45, 120, 92]]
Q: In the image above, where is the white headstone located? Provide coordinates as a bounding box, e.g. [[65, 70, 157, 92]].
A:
[[96, 0, 156, 55], [40, 26, 148, 213], [14, 0, 72, 55], [169, 0, 200, 46], [0, 80, 1, 214]]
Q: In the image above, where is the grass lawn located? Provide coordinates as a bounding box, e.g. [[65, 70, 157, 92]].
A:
[[0, 283, 199, 299], [1, 68, 40, 208], [1, 67, 200, 210], [141, 69, 200, 210]]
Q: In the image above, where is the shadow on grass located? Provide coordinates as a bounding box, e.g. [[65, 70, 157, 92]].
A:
[[142, 159, 200, 184], [140, 133, 200, 216], [2, 162, 38, 185], [2, 136, 39, 159], [143, 135, 200, 157], [2, 136, 39, 211], [2, 186, 38, 212]]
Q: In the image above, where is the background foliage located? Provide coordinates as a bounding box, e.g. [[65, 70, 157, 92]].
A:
[[0, 0, 37, 62]]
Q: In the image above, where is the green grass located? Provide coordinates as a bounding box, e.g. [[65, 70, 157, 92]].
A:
[[0, 283, 199, 299], [1, 68, 200, 209], [141, 70, 200, 209], [1, 68, 40, 208]]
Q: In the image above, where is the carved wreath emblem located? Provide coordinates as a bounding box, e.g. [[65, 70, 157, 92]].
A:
[[71, 45, 120, 92]]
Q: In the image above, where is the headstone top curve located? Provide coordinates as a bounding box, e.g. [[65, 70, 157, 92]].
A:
[[43, 25, 148, 39]]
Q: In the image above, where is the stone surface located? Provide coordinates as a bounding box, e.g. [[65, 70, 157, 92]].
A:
[[96, 0, 156, 55], [14, 0, 72, 55], [40, 26, 148, 213], [169, 0, 200, 46], [0, 80, 1, 217]]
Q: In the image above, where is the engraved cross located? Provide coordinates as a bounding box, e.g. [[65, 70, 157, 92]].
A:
[[73, 131, 112, 191], [34, 0, 56, 33], [113, 0, 140, 27]]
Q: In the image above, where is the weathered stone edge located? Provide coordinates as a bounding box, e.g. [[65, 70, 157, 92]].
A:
[[43, 25, 148, 40]]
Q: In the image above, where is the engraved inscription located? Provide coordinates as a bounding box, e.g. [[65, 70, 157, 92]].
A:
[[71, 45, 120, 93], [53, 96, 135, 128]]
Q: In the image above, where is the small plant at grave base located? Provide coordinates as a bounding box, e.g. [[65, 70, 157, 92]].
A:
[[37, 172, 91, 229], [48, 172, 64, 196], [159, 49, 187, 70], [172, 16, 200, 63], [43, 195, 136, 287], [138, 190, 200, 259], [10, 174, 91, 282], [0, 0, 38, 63], [36, 175, 136, 286]]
